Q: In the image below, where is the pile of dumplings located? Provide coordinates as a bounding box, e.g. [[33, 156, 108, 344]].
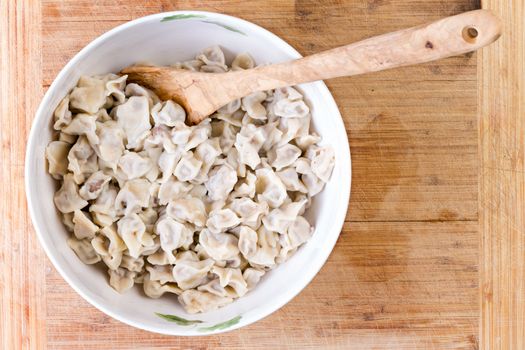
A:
[[46, 47, 335, 314]]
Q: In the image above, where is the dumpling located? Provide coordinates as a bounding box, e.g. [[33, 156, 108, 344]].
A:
[[139, 235, 161, 256], [238, 226, 279, 267], [275, 118, 303, 146], [211, 121, 236, 154], [225, 148, 246, 177], [306, 145, 335, 182], [53, 96, 72, 130], [61, 212, 75, 232], [46, 141, 71, 179], [196, 46, 227, 71], [67, 236, 101, 264], [158, 176, 192, 205], [174, 153, 202, 182], [91, 225, 127, 270], [228, 197, 268, 229], [197, 278, 235, 298], [166, 197, 207, 227], [58, 132, 77, 145], [205, 198, 228, 215], [205, 164, 237, 201], [173, 59, 201, 71], [273, 99, 309, 119], [54, 174, 88, 213], [146, 265, 176, 284], [62, 113, 99, 146], [217, 99, 241, 115], [184, 122, 211, 151], [291, 192, 311, 215], [143, 273, 181, 298], [243, 268, 265, 290], [276, 167, 307, 193], [286, 216, 314, 248], [255, 167, 287, 208], [194, 138, 222, 182], [261, 199, 307, 234], [120, 254, 145, 272], [89, 183, 118, 220], [108, 267, 136, 293], [118, 151, 153, 180], [67, 136, 98, 184], [260, 122, 283, 152], [210, 266, 248, 297], [145, 124, 177, 153], [172, 257, 214, 290], [234, 124, 265, 169], [69, 76, 106, 114], [125, 83, 160, 107], [141, 147, 162, 182], [114, 179, 151, 216], [147, 250, 176, 265], [199, 229, 239, 261], [178, 289, 233, 314], [92, 120, 125, 170], [156, 216, 193, 254], [295, 133, 321, 151], [95, 106, 112, 123], [199, 267, 247, 298], [90, 212, 115, 228], [170, 123, 192, 146], [138, 207, 158, 232], [117, 213, 153, 258], [267, 143, 301, 171], [217, 109, 244, 127], [147, 181, 161, 208], [151, 100, 186, 126], [230, 171, 257, 198], [157, 150, 177, 183], [271, 87, 309, 119], [115, 96, 151, 149], [79, 170, 111, 200], [241, 92, 267, 120], [189, 184, 207, 198], [200, 64, 227, 73], [232, 53, 255, 71], [295, 158, 325, 196], [72, 210, 99, 239], [206, 209, 241, 234], [237, 226, 257, 259], [105, 74, 127, 104]]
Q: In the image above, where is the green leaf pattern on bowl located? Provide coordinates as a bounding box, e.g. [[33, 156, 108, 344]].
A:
[[197, 315, 242, 332], [155, 312, 242, 332], [154, 312, 203, 326], [161, 14, 246, 35], [201, 20, 246, 35], [160, 14, 206, 22]]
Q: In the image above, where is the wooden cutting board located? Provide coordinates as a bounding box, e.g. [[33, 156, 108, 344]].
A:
[[1, 0, 523, 349]]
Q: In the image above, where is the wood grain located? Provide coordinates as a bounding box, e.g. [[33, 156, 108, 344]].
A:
[[0, 1, 46, 349], [479, 1, 525, 349], [2, 0, 521, 348]]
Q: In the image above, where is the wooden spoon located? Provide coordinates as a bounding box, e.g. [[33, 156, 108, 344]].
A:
[[121, 10, 501, 125]]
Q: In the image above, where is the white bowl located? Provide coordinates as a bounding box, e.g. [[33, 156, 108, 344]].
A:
[[25, 11, 351, 335]]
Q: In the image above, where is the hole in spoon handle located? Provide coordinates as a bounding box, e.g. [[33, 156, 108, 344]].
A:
[[462, 26, 479, 43]]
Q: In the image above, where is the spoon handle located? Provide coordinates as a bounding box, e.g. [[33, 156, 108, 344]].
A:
[[236, 10, 501, 92]]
